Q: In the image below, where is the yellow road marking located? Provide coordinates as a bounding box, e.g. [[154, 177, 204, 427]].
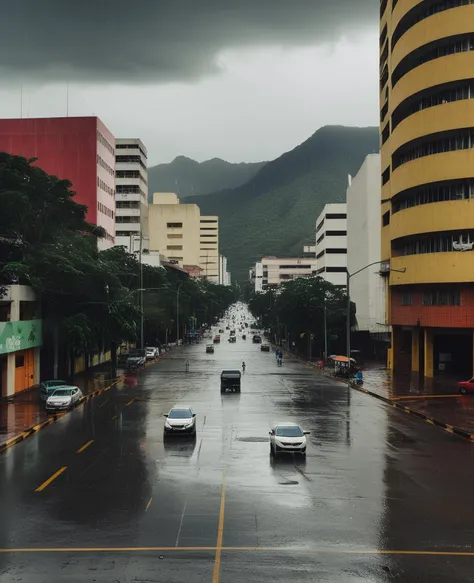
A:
[[212, 470, 227, 583], [391, 394, 461, 401], [99, 399, 109, 408], [76, 440, 94, 454], [426, 419, 434, 424], [146, 498, 152, 511], [35, 467, 67, 492], [125, 398, 135, 407], [1, 546, 474, 556], [111, 415, 117, 420]]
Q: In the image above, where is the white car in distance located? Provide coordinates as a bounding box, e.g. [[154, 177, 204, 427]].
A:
[[146, 347, 158, 360], [269, 422, 309, 457], [46, 386, 83, 411], [163, 406, 197, 437]]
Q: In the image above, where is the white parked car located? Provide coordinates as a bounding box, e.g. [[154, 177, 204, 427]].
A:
[[46, 386, 83, 411], [269, 422, 309, 457], [163, 406, 196, 437], [146, 347, 158, 360]]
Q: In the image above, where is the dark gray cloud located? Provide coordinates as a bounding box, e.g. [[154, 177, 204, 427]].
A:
[[0, 0, 377, 83]]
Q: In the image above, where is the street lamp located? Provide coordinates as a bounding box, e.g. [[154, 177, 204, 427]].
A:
[[346, 262, 406, 363]]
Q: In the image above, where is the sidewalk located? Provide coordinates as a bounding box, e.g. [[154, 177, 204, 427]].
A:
[[0, 363, 123, 449]]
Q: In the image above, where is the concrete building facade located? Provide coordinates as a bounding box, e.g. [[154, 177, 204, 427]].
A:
[[200, 216, 219, 283], [115, 138, 149, 253], [251, 257, 317, 291], [0, 116, 116, 249], [148, 193, 201, 269], [315, 203, 347, 287], [380, 0, 474, 378]]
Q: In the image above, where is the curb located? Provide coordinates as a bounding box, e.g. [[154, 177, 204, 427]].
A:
[[0, 353, 167, 454], [308, 361, 474, 442]]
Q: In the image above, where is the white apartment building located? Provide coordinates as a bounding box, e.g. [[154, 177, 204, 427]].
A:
[[347, 154, 386, 334], [251, 257, 317, 291], [115, 138, 149, 253], [315, 203, 347, 287], [200, 216, 219, 283], [219, 255, 231, 286]]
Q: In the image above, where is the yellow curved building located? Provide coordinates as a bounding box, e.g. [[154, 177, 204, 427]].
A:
[[380, 0, 474, 378]]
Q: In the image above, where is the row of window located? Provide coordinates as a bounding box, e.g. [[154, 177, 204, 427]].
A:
[[392, 179, 474, 212], [97, 154, 114, 177], [97, 176, 114, 197], [393, 34, 474, 88], [97, 201, 114, 219], [316, 231, 347, 244], [116, 201, 140, 209], [393, 128, 474, 170], [392, 0, 474, 51], [115, 155, 147, 172], [116, 231, 138, 237], [316, 267, 347, 275], [392, 80, 474, 130], [396, 231, 474, 255], [401, 289, 461, 306], [116, 170, 148, 184], [116, 143, 147, 159], [316, 248, 348, 259], [97, 131, 114, 156], [167, 222, 182, 228], [116, 216, 140, 224], [167, 245, 183, 251], [103, 231, 115, 243], [116, 185, 147, 198]]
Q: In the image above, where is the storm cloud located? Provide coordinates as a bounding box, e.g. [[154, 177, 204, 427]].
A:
[[0, 0, 377, 83]]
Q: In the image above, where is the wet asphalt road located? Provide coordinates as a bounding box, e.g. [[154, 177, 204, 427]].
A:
[[1, 329, 474, 582]]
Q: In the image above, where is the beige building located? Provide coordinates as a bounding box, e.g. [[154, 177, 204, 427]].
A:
[[200, 216, 219, 283], [250, 257, 317, 291], [148, 193, 220, 281]]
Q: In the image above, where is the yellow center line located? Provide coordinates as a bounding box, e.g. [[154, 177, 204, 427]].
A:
[[111, 415, 117, 420], [212, 470, 227, 583], [35, 467, 67, 492], [76, 440, 94, 454], [145, 497, 152, 511], [0, 546, 474, 556], [125, 398, 135, 407], [99, 399, 109, 408]]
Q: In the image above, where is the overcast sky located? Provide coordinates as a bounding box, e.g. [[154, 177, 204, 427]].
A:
[[0, 0, 378, 165]]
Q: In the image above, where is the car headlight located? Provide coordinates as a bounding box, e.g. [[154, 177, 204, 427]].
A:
[[185, 421, 194, 428], [165, 421, 172, 429]]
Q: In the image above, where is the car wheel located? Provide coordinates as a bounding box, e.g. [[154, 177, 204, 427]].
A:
[[460, 387, 467, 394]]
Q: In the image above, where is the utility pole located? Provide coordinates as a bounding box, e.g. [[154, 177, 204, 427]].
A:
[[139, 231, 144, 349]]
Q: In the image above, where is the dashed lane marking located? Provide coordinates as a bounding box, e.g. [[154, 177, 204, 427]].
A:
[[76, 440, 94, 454], [35, 467, 67, 492]]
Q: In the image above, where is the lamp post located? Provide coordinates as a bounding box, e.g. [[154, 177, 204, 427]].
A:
[[346, 262, 406, 363]]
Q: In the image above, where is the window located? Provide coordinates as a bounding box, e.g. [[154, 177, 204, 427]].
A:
[[116, 216, 140, 223], [382, 166, 390, 185], [401, 291, 412, 306], [200, 234, 217, 237], [380, 23, 387, 48], [326, 213, 347, 220], [326, 230, 347, 236], [381, 98, 389, 122], [116, 231, 134, 237], [167, 233, 183, 239], [326, 248, 347, 254], [167, 222, 183, 228], [423, 289, 461, 306], [116, 155, 147, 171], [316, 220, 324, 233], [393, 80, 474, 129], [392, 0, 474, 51], [201, 227, 217, 230], [325, 267, 347, 273], [380, 0, 388, 18], [117, 170, 140, 179], [392, 179, 474, 212], [15, 355, 24, 368], [317, 233, 325, 244], [382, 211, 390, 226], [382, 121, 390, 145], [316, 250, 325, 259], [393, 128, 474, 170], [380, 64, 389, 91], [116, 201, 139, 209], [167, 245, 183, 250], [200, 220, 217, 224], [392, 34, 474, 88], [398, 230, 474, 255]]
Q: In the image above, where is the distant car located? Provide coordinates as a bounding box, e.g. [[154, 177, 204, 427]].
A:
[[261, 344, 270, 352], [46, 386, 83, 411], [39, 379, 68, 401], [228, 336, 236, 343], [214, 335, 221, 344], [230, 330, 236, 336], [253, 335, 262, 344], [458, 378, 474, 394], [164, 406, 196, 436], [206, 344, 215, 354], [127, 349, 146, 369], [146, 347, 158, 360], [219, 329, 225, 333], [269, 423, 309, 457]]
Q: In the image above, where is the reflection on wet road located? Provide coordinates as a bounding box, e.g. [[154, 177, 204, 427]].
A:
[[1, 328, 474, 582]]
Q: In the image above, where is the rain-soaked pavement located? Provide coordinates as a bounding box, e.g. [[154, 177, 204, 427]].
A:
[[1, 322, 474, 581]]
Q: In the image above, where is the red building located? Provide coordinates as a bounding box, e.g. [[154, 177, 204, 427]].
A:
[[0, 116, 116, 248]]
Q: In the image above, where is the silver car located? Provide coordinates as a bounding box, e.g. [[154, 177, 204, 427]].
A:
[[164, 406, 196, 437], [45, 386, 83, 411], [39, 379, 68, 401], [269, 423, 310, 457]]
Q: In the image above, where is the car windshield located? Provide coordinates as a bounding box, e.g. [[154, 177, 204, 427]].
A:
[[168, 409, 192, 419], [275, 426, 304, 437], [51, 389, 73, 397]]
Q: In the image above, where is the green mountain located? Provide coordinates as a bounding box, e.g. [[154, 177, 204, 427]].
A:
[[188, 125, 379, 283], [148, 156, 266, 200]]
